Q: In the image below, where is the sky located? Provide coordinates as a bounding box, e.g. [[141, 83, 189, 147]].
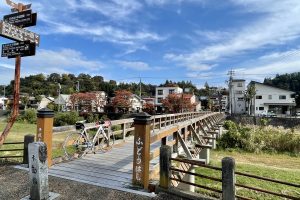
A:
[[1, 0, 300, 88]]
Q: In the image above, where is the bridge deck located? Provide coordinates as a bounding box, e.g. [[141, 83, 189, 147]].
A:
[[49, 137, 156, 197]]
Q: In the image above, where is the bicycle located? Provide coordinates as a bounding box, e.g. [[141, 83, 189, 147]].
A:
[[63, 120, 114, 159]]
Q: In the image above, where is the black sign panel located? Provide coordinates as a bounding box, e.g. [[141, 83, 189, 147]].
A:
[[2, 41, 36, 58], [3, 10, 37, 28], [0, 21, 40, 46]]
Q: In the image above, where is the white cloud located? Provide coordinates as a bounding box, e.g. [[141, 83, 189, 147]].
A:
[[145, 0, 205, 6], [0, 48, 105, 84], [235, 48, 300, 81], [165, 1, 300, 73], [117, 60, 168, 71]]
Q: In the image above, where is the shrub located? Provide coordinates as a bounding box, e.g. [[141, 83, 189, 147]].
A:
[[218, 120, 300, 155], [54, 111, 79, 126], [14, 109, 37, 124]]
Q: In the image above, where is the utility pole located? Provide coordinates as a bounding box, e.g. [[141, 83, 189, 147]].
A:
[[76, 81, 80, 92], [228, 70, 235, 115], [1, 85, 5, 97], [139, 77, 142, 98], [58, 83, 61, 112]]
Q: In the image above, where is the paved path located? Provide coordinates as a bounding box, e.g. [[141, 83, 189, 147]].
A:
[[49, 137, 157, 197]]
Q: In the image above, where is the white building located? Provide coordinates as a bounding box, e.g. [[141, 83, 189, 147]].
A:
[[155, 86, 183, 112], [249, 82, 296, 116], [0, 97, 8, 110], [229, 79, 246, 114], [221, 95, 229, 112], [130, 94, 144, 113]]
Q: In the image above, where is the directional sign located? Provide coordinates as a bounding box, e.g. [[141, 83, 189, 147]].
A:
[[3, 10, 37, 27], [0, 20, 40, 46], [2, 40, 36, 58]]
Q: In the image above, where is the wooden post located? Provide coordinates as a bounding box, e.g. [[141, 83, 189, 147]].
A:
[[222, 157, 236, 200], [23, 134, 35, 164], [159, 145, 171, 189], [132, 112, 151, 189], [122, 123, 126, 142], [36, 108, 54, 167]]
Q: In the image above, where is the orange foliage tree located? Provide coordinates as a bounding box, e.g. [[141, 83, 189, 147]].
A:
[[111, 90, 132, 113], [162, 94, 194, 113], [70, 92, 97, 111]]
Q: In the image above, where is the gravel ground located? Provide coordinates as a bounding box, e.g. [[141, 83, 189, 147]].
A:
[[0, 166, 188, 200]]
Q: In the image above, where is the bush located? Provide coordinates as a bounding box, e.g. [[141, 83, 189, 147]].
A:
[[218, 120, 300, 155], [54, 111, 79, 126], [14, 109, 37, 124]]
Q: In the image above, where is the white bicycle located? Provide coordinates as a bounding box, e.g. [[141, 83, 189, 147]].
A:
[[63, 120, 114, 159]]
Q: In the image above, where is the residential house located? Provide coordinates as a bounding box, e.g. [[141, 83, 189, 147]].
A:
[[0, 97, 8, 110], [155, 86, 183, 113], [249, 82, 296, 116], [55, 94, 71, 111], [229, 79, 246, 114], [130, 94, 144, 113], [183, 94, 201, 112], [221, 95, 229, 112]]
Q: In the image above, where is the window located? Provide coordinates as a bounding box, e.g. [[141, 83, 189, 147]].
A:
[[279, 95, 286, 100], [237, 97, 244, 101], [158, 90, 163, 95], [256, 95, 262, 99], [237, 83, 243, 87], [268, 95, 272, 100], [235, 91, 243, 94], [256, 107, 258, 111], [259, 107, 264, 111], [157, 98, 163, 103], [169, 89, 175, 94]]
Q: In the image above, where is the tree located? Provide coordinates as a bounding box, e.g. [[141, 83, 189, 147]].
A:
[[143, 103, 155, 114], [111, 90, 132, 113], [162, 94, 194, 113], [245, 84, 256, 115], [21, 96, 30, 110]]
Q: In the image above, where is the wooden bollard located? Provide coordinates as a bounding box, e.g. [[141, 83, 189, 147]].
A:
[[37, 108, 54, 167], [23, 135, 35, 165], [132, 112, 151, 189], [159, 145, 171, 189]]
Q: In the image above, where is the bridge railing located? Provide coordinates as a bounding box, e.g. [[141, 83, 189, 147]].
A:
[[132, 111, 224, 190], [159, 149, 300, 200]]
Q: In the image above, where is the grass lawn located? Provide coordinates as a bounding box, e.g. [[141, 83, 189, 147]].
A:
[[0, 122, 70, 162], [195, 150, 300, 199]]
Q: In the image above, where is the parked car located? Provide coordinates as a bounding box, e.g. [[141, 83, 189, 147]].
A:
[[261, 111, 277, 117]]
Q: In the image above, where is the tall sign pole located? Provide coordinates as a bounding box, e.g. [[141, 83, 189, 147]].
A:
[[0, 0, 39, 145]]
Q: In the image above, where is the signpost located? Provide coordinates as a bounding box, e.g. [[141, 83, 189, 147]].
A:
[[0, 0, 39, 145], [2, 40, 36, 58]]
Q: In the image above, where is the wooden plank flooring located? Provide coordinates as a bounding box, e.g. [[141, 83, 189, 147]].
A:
[[49, 137, 156, 197]]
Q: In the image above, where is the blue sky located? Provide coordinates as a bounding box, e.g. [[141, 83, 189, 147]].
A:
[[1, 0, 300, 88]]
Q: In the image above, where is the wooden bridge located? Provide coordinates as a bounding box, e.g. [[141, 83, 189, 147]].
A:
[[49, 112, 225, 196]]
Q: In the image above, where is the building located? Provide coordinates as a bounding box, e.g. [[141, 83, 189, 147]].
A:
[[249, 82, 296, 116], [221, 95, 229, 112], [38, 96, 55, 110], [229, 79, 246, 114], [54, 94, 71, 111], [130, 95, 144, 113], [0, 97, 8, 110], [155, 86, 183, 113]]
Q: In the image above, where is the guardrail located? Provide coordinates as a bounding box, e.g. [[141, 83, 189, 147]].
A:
[[159, 150, 300, 200]]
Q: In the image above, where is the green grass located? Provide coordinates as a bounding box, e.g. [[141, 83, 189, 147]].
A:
[[195, 150, 300, 199], [0, 122, 71, 162]]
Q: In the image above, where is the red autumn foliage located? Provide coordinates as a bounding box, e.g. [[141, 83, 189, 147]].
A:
[[70, 92, 96, 111], [143, 102, 155, 114], [162, 94, 195, 113], [111, 90, 132, 112]]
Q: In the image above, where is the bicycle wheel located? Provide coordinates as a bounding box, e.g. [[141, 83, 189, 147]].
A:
[[98, 130, 114, 152], [63, 132, 88, 159]]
